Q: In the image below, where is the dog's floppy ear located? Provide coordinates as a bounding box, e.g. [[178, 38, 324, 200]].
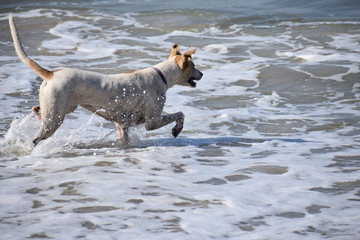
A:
[[169, 44, 181, 59]]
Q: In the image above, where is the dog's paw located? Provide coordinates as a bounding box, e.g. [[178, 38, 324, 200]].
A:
[[33, 138, 40, 146], [172, 125, 183, 138]]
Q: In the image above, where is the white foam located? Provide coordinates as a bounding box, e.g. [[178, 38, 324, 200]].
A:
[[0, 64, 36, 94], [0, 8, 78, 20], [204, 44, 229, 54], [330, 33, 360, 51], [255, 91, 284, 108]]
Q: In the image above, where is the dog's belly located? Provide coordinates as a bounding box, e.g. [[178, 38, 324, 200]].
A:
[[113, 109, 145, 126], [81, 104, 145, 127]]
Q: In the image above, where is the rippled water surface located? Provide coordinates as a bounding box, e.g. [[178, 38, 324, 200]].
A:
[[1, 0, 360, 239]]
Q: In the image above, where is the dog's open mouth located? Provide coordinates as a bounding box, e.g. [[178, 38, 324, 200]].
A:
[[188, 77, 200, 87]]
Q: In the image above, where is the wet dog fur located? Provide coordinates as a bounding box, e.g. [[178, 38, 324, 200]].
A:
[[9, 15, 203, 145]]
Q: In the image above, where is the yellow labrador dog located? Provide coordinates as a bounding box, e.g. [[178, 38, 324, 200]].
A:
[[9, 16, 203, 145]]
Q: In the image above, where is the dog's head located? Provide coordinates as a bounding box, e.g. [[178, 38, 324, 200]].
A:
[[169, 44, 203, 88]]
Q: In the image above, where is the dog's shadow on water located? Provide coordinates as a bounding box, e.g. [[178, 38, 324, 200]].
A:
[[134, 136, 313, 149], [67, 135, 317, 151], [74, 135, 318, 150]]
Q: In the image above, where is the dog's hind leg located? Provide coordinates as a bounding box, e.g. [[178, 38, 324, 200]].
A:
[[115, 123, 130, 144], [32, 106, 41, 120], [33, 112, 65, 146]]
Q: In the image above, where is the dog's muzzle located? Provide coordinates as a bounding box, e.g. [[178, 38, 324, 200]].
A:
[[188, 71, 203, 87]]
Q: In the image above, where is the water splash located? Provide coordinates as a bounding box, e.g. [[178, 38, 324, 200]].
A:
[[0, 113, 39, 158]]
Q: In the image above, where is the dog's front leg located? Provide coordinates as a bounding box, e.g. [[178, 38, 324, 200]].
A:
[[145, 112, 184, 138], [171, 113, 184, 138]]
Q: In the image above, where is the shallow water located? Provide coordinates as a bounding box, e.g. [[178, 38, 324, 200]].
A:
[[1, 1, 360, 239]]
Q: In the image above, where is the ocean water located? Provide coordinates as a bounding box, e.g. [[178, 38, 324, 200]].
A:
[[1, 0, 360, 239]]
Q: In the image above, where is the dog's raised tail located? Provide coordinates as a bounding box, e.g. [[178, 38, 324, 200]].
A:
[[9, 15, 53, 80]]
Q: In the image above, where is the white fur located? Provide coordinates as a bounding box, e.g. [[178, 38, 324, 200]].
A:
[[9, 15, 203, 145]]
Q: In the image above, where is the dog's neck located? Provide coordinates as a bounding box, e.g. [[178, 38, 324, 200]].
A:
[[152, 67, 168, 87], [153, 58, 182, 89]]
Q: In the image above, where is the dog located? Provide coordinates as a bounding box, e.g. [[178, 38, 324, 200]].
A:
[[9, 15, 203, 145]]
